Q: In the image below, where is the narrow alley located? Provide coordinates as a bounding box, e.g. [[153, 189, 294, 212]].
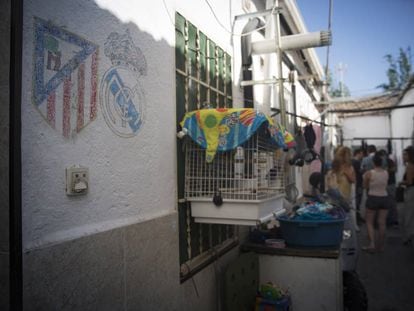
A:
[[357, 222, 414, 311], [3, 0, 414, 310]]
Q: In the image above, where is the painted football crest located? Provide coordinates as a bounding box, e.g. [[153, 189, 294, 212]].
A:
[[100, 31, 147, 137], [33, 17, 99, 138]]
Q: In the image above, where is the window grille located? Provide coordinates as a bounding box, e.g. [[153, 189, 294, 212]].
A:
[[175, 12, 236, 280]]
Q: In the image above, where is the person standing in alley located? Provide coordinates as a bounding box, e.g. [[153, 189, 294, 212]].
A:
[[360, 144, 377, 222], [332, 146, 357, 232], [398, 146, 414, 246], [334, 146, 356, 202], [352, 148, 364, 224], [362, 152, 390, 252], [325, 158, 341, 198], [361, 145, 377, 173], [381, 150, 398, 227]]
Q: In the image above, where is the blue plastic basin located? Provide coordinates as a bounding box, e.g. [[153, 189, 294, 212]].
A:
[[277, 215, 345, 247]]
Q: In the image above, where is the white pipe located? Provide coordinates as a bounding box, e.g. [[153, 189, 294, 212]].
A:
[[261, 0, 275, 116], [240, 78, 277, 87], [251, 31, 331, 54]]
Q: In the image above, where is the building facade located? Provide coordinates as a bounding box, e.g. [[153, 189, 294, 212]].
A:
[[2, 0, 327, 309]]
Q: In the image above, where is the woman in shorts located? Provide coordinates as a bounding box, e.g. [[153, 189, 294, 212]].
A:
[[362, 152, 390, 252]]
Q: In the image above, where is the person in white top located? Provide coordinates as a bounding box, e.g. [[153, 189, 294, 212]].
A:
[[362, 152, 390, 253]]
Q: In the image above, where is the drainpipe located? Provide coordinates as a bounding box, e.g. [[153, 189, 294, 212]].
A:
[[10, 0, 23, 309], [289, 70, 297, 130], [274, 0, 286, 127], [240, 18, 265, 108]]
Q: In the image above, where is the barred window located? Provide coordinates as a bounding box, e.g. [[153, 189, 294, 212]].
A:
[[175, 12, 237, 282]]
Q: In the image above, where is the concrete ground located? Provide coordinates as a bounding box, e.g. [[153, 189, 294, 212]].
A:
[[356, 222, 414, 311]]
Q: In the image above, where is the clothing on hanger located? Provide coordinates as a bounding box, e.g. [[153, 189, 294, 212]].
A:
[[303, 123, 316, 149]]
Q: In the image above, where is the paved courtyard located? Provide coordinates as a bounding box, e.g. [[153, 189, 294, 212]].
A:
[[356, 222, 414, 311]]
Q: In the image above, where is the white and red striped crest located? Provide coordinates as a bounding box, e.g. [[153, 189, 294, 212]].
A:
[[33, 17, 99, 138]]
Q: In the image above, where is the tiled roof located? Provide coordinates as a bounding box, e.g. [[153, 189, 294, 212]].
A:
[[315, 92, 401, 118], [315, 75, 414, 118]]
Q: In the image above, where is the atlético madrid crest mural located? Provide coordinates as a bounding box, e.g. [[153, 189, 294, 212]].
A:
[[32, 17, 147, 139]]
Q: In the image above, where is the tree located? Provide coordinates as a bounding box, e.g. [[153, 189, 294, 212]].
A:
[[325, 68, 351, 98], [330, 81, 350, 98], [378, 47, 412, 91]]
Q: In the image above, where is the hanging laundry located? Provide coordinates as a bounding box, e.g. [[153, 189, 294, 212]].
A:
[[303, 123, 316, 149], [289, 128, 306, 166], [310, 124, 322, 173]]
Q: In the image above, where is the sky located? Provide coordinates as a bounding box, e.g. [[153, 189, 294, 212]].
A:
[[295, 0, 414, 97]]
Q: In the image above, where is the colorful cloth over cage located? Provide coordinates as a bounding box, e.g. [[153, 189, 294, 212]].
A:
[[180, 108, 295, 162]]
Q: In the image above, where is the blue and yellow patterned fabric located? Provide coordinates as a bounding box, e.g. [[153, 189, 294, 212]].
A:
[[180, 108, 295, 162]]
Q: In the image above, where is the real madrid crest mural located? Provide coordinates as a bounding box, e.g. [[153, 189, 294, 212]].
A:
[[101, 30, 147, 138], [33, 17, 147, 138]]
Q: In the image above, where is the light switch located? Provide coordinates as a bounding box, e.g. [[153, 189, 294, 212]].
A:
[[66, 166, 89, 196]]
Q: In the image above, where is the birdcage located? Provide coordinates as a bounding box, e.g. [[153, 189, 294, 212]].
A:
[[183, 127, 286, 225], [179, 108, 293, 225]]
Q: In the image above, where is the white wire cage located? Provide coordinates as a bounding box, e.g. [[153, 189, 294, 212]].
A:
[[184, 131, 286, 225]]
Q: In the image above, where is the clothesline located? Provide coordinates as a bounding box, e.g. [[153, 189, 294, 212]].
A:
[[329, 103, 414, 114], [270, 107, 331, 127], [239, 97, 331, 127], [344, 137, 412, 141]]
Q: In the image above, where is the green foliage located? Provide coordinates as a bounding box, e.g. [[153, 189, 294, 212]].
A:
[[330, 81, 350, 97], [378, 47, 412, 91], [325, 68, 351, 97]]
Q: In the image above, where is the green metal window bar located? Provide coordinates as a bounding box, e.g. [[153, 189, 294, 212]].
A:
[[175, 12, 237, 282]]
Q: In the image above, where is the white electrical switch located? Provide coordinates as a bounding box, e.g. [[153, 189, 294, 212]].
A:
[[66, 166, 89, 196]]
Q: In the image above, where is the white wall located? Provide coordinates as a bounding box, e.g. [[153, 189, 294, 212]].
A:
[[22, 0, 323, 250], [340, 89, 414, 183], [341, 115, 390, 148], [21, 0, 246, 250], [391, 87, 414, 182]]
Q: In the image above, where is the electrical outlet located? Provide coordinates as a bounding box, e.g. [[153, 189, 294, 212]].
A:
[[66, 166, 89, 196]]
